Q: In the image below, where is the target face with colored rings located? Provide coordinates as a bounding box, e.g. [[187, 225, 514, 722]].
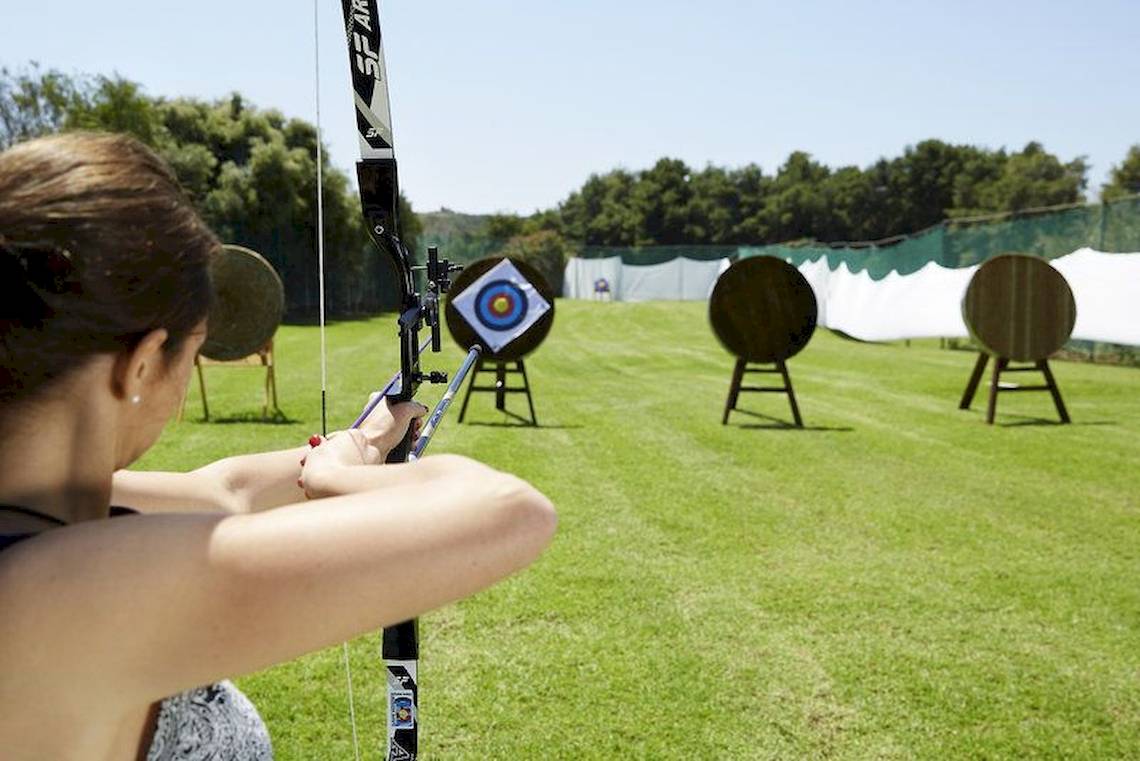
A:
[[474, 279, 529, 330]]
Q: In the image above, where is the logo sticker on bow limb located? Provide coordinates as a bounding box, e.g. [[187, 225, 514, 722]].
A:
[[391, 690, 416, 729], [451, 259, 551, 353]]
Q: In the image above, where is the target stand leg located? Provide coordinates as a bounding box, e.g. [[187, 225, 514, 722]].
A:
[[518, 360, 538, 425], [261, 342, 280, 420], [1037, 359, 1070, 423], [457, 356, 482, 423], [959, 352, 990, 410], [495, 363, 507, 412], [196, 355, 210, 422], [985, 357, 1006, 424], [777, 360, 804, 428], [722, 359, 746, 425]]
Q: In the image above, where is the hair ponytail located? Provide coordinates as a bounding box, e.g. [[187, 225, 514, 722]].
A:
[[0, 132, 217, 403]]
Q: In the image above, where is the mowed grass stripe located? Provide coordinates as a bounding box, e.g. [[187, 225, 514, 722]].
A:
[[135, 301, 1139, 759]]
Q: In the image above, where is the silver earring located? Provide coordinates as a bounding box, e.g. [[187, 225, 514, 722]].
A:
[[131, 395, 142, 405]]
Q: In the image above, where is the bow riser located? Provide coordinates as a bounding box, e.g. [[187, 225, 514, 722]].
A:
[[357, 160, 420, 405]]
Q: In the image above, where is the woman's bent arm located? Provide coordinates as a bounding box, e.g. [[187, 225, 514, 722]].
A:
[[0, 457, 556, 722]]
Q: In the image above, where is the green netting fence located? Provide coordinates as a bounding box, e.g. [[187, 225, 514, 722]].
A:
[[574, 244, 740, 265], [424, 196, 1140, 277], [737, 194, 1140, 279]]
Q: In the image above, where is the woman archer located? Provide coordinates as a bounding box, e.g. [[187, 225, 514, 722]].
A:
[[0, 132, 557, 760]]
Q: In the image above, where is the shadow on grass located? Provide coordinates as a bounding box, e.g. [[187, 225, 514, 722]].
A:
[[728, 409, 853, 432], [827, 327, 889, 345], [460, 421, 584, 430], [995, 416, 1115, 428], [186, 410, 300, 425]]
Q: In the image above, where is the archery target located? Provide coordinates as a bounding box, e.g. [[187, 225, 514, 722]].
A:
[[474, 279, 529, 331], [201, 245, 284, 361], [447, 258, 554, 357]]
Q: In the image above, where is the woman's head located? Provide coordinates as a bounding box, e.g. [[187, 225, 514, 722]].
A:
[[0, 132, 217, 461]]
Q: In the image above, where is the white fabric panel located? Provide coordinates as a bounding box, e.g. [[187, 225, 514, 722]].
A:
[[1052, 248, 1140, 345], [797, 258, 972, 341], [617, 258, 681, 302], [562, 250, 1140, 346], [563, 256, 622, 299], [680, 258, 732, 300], [562, 257, 730, 301], [798, 248, 1140, 344]]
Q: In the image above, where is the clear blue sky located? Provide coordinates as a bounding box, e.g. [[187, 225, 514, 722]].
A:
[[4, 0, 1138, 214]]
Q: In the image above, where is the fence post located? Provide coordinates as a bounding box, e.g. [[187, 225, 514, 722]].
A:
[[940, 222, 951, 267], [1098, 199, 1109, 250]]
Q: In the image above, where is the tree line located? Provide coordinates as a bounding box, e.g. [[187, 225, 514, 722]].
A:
[[483, 143, 1140, 249], [0, 64, 419, 316]]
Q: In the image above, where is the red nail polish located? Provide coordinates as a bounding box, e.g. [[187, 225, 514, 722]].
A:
[[308, 435, 322, 448]]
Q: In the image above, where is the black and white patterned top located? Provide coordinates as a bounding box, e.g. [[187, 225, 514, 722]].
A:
[[147, 680, 273, 761]]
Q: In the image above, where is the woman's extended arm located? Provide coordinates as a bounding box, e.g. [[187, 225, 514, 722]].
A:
[[112, 445, 310, 514], [112, 399, 429, 514]]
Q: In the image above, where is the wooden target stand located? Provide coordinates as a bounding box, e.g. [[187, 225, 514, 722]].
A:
[[183, 342, 279, 422], [181, 244, 285, 421], [958, 254, 1075, 424], [444, 257, 555, 426], [457, 357, 538, 425], [710, 257, 818, 427]]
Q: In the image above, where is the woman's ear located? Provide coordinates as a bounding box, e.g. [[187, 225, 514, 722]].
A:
[[112, 328, 169, 403]]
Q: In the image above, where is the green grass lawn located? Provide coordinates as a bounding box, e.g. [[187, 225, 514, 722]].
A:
[[137, 300, 1140, 760]]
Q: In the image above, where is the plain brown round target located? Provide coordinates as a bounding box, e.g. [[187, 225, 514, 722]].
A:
[[444, 257, 556, 362], [962, 254, 1076, 362], [709, 257, 818, 363], [201, 244, 285, 362]]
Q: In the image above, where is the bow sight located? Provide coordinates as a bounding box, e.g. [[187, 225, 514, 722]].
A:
[[412, 246, 460, 356]]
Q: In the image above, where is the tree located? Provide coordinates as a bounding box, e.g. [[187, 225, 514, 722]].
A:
[[497, 230, 574, 295], [760, 151, 831, 242], [1102, 145, 1140, 201], [559, 169, 640, 246], [485, 213, 527, 241], [729, 164, 772, 243], [631, 157, 695, 244], [0, 64, 87, 149], [962, 142, 1087, 213], [429, 141, 1091, 250], [2, 64, 422, 315]]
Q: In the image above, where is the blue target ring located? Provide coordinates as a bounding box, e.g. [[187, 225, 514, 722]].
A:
[[474, 279, 528, 331]]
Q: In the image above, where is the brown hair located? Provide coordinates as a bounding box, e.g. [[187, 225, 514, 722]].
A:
[[0, 132, 217, 403]]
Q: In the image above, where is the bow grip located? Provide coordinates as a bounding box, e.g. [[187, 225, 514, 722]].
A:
[[385, 421, 416, 464]]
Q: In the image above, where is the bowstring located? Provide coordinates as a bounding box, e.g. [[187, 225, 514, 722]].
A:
[[313, 1, 363, 758]]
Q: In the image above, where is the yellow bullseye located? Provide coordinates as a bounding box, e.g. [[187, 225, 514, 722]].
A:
[[492, 295, 511, 314]]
